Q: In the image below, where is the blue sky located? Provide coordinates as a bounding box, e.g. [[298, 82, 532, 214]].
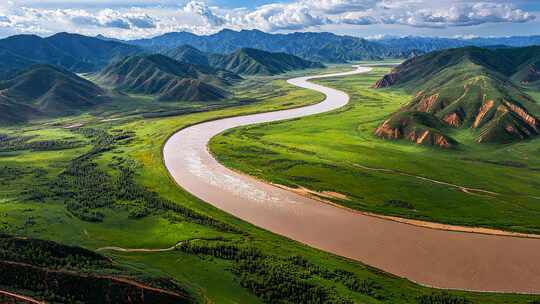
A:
[[1, 0, 539, 39]]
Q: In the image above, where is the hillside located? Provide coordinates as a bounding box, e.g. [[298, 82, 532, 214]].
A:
[[0, 65, 106, 124], [165, 46, 323, 75], [0, 33, 141, 74], [374, 46, 540, 147], [208, 48, 324, 76], [163, 45, 211, 67], [97, 54, 241, 101]]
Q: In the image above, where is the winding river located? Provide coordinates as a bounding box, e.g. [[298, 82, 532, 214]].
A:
[[163, 66, 540, 294]]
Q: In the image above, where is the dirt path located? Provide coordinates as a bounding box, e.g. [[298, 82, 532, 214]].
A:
[[352, 163, 499, 197], [96, 238, 221, 253], [163, 65, 540, 293], [97, 242, 183, 253]]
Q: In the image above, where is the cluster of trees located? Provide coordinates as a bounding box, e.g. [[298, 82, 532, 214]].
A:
[[286, 256, 384, 300], [114, 163, 240, 232], [0, 234, 109, 270], [34, 127, 239, 233], [0, 165, 24, 179], [416, 293, 472, 304], [177, 240, 386, 304], [0, 235, 195, 303], [0, 133, 81, 152]]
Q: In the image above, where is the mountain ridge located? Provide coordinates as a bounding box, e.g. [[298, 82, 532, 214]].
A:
[[130, 29, 408, 63], [165, 46, 324, 75], [97, 54, 241, 102], [0, 33, 142, 74]]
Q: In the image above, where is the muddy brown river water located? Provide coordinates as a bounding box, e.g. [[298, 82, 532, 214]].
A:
[[163, 66, 540, 293]]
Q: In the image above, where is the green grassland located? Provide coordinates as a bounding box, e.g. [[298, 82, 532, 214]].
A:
[[1, 66, 539, 303], [210, 67, 540, 234]]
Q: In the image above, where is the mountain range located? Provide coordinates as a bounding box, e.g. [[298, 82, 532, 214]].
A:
[[127, 29, 540, 63], [376, 36, 540, 54], [164, 46, 324, 76], [373, 46, 540, 148], [0, 32, 141, 76], [1, 30, 540, 127], [130, 29, 409, 63]]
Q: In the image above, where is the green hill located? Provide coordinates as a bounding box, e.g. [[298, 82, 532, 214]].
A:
[[374, 46, 540, 147], [97, 54, 241, 101], [0, 65, 106, 124], [208, 48, 324, 76]]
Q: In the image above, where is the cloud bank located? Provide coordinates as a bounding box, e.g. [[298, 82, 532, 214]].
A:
[[0, 0, 535, 38]]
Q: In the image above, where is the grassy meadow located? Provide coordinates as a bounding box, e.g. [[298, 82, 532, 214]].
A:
[[210, 67, 540, 234], [1, 65, 539, 303]]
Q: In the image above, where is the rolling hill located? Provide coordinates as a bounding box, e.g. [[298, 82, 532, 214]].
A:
[[0, 33, 141, 74], [374, 46, 540, 148], [0, 65, 107, 124], [97, 54, 241, 101]]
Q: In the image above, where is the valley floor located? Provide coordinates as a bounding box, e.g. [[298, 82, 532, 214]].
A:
[[0, 65, 539, 303]]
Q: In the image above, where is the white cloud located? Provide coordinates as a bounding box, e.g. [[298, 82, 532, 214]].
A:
[[0, 0, 534, 39], [301, 0, 378, 15], [183, 1, 225, 27], [228, 3, 328, 31]]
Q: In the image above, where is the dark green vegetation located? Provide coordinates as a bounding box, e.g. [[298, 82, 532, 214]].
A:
[[0, 235, 194, 303], [0, 65, 106, 124], [0, 132, 83, 152], [0, 32, 141, 75], [211, 66, 540, 235], [97, 54, 241, 101], [207, 48, 324, 76], [374, 46, 540, 147], [164, 45, 211, 67], [166, 46, 324, 76], [2, 66, 538, 303]]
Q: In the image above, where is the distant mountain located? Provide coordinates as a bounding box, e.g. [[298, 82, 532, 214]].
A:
[[376, 35, 540, 54], [373, 46, 540, 148], [0, 33, 142, 74], [97, 54, 241, 102], [0, 48, 38, 79], [0, 65, 106, 124], [163, 45, 211, 67], [130, 29, 412, 63], [376, 37, 470, 54], [208, 48, 323, 75]]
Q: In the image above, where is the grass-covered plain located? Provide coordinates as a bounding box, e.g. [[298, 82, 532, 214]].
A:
[[211, 67, 540, 234], [1, 66, 539, 303]]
